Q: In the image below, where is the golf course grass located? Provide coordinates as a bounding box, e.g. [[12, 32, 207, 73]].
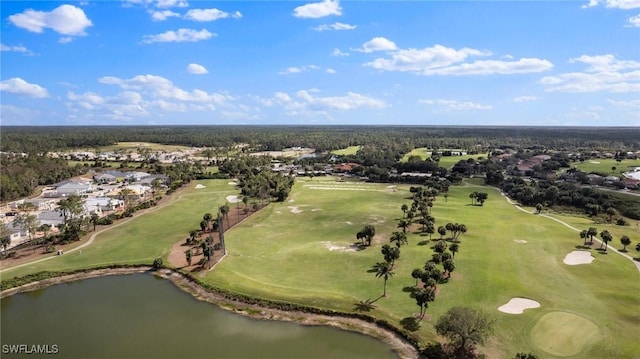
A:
[[530, 311, 599, 357], [331, 146, 361, 156], [571, 158, 640, 176], [2, 177, 638, 358], [400, 148, 488, 169]]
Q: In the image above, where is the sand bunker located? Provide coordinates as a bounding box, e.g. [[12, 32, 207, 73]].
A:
[[225, 195, 239, 203], [498, 298, 541, 314], [345, 221, 353, 225], [195, 184, 206, 189], [513, 239, 528, 244], [288, 206, 303, 214], [563, 251, 595, 265], [321, 241, 357, 252], [311, 208, 323, 212], [589, 161, 600, 164], [228, 182, 237, 185]]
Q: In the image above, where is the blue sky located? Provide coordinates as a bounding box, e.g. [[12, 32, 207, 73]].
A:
[[1, 0, 639, 126]]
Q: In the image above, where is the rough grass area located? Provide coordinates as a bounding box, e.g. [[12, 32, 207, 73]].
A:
[[572, 158, 640, 176], [530, 312, 599, 357], [1, 180, 239, 277], [331, 146, 361, 156]]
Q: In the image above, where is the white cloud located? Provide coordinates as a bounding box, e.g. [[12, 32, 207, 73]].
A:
[[583, 0, 640, 9], [155, 0, 189, 8], [0, 43, 34, 55], [98, 74, 231, 105], [629, 13, 640, 26], [422, 58, 553, 76], [358, 37, 398, 53], [293, 0, 342, 18], [313, 22, 356, 31], [278, 65, 320, 75], [295, 90, 387, 110], [0, 78, 49, 98], [541, 54, 640, 92], [364, 43, 552, 76], [8, 4, 93, 36], [142, 28, 215, 43], [332, 48, 349, 57], [274, 92, 291, 103], [58, 37, 73, 44], [150, 10, 179, 21], [419, 99, 493, 111], [513, 96, 539, 102], [184, 8, 242, 21], [187, 63, 208, 74], [607, 98, 640, 107], [326, 68, 337, 74]]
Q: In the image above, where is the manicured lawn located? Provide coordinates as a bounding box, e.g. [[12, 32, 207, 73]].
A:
[[3, 177, 638, 358], [400, 148, 488, 168], [202, 178, 640, 358], [1, 180, 239, 277], [92, 141, 193, 152], [331, 146, 361, 156], [572, 158, 640, 175]]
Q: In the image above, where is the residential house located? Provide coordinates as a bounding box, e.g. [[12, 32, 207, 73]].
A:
[[84, 197, 124, 215]]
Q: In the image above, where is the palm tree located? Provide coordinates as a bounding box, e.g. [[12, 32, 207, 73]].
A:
[[605, 207, 617, 222], [620, 235, 631, 252], [438, 226, 446, 239], [587, 227, 598, 245], [535, 203, 543, 214], [373, 261, 394, 297], [200, 220, 208, 233], [443, 259, 456, 278], [414, 286, 436, 320], [411, 268, 424, 287], [449, 243, 459, 258], [390, 231, 408, 247], [1, 222, 11, 255], [443, 193, 449, 203], [219, 204, 230, 228], [397, 219, 410, 234], [434, 240, 448, 254], [579, 230, 589, 246], [203, 213, 213, 232], [242, 196, 250, 214], [185, 249, 192, 266], [119, 187, 135, 209], [401, 204, 408, 218], [599, 230, 612, 250]]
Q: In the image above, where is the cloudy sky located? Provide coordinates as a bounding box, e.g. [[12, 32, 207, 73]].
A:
[[1, 0, 639, 126]]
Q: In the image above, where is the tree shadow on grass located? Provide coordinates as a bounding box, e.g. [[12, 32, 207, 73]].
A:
[[400, 317, 421, 332], [575, 245, 592, 250], [417, 240, 429, 246], [596, 249, 609, 255], [353, 299, 377, 312], [403, 286, 417, 294]]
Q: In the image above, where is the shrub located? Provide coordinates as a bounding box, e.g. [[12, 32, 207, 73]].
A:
[[152, 258, 164, 269]]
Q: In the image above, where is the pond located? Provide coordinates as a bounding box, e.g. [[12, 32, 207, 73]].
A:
[[1, 273, 398, 359]]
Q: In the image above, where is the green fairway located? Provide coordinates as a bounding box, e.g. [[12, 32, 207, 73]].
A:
[[530, 311, 599, 357], [572, 158, 640, 175], [331, 146, 361, 156], [401, 147, 429, 161], [400, 148, 488, 168], [2, 180, 239, 278], [92, 141, 193, 152], [201, 178, 640, 358]]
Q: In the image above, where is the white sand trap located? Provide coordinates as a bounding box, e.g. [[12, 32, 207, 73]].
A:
[[386, 185, 396, 189], [288, 206, 303, 214], [345, 221, 353, 225], [195, 184, 206, 189], [563, 251, 595, 265], [589, 161, 600, 164], [228, 182, 237, 185], [311, 208, 323, 212], [498, 298, 540, 314], [513, 239, 528, 244], [225, 195, 239, 203], [288, 199, 295, 203], [321, 241, 357, 252]]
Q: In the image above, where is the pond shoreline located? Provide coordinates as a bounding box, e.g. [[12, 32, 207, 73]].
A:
[[1, 266, 419, 359]]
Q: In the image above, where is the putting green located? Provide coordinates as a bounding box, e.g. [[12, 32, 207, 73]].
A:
[[530, 312, 599, 357]]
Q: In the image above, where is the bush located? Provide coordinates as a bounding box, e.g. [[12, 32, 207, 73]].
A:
[[616, 218, 629, 226], [152, 258, 164, 269]]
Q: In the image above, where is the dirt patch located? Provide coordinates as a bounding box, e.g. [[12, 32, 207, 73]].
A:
[[288, 206, 303, 214], [513, 239, 527, 244], [320, 241, 358, 252], [195, 184, 206, 189]]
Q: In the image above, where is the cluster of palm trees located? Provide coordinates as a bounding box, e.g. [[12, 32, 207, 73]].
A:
[[372, 230, 408, 297], [399, 187, 437, 237], [579, 227, 633, 252], [468, 191, 488, 206]]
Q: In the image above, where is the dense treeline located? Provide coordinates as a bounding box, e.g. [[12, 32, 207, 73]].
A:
[[2, 126, 639, 153], [499, 177, 640, 220], [0, 155, 86, 201]]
